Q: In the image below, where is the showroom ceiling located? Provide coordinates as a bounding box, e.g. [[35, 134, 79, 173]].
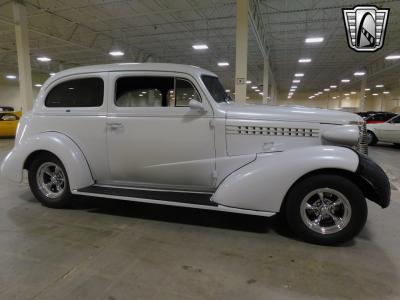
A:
[[0, 0, 399, 99]]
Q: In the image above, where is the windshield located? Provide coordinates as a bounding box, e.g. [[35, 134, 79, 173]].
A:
[[201, 75, 232, 103]]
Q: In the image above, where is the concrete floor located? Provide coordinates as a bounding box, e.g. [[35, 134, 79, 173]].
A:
[[0, 138, 399, 300]]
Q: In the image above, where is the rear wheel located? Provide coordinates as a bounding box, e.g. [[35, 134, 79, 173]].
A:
[[285, 174, 367, 245], [367, 130, 378, 146], [28, 154, 72, 208]]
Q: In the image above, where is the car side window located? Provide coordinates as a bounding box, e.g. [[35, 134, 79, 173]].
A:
[[115, 76, 200, 108], [0, 114, 18, 121], [390, 116, 400, 124], [116, 76, 174, 107], [45, 78, 104, 107], [175, 78, 201, 107]]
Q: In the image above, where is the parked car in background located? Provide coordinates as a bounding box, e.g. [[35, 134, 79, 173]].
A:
[[0, 106, 15, 112], [1, 63, 390, 245], [367, 114, 400, 146], [357, 111, 397, 124], [0, 111, 20, 137]]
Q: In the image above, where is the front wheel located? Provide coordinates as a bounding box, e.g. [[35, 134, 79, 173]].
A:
[[28, 154, 72, 208], [285, 174, 367, 245]]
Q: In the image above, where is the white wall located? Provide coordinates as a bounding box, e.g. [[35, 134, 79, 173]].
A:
[[0, 78, 21, 109], [0, 72, 45, 111], [276, 89, 400, 113]]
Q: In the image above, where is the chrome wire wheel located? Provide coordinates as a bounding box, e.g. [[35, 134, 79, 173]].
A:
[[300, 188, 352, 235], [36, 162, 66, 199]]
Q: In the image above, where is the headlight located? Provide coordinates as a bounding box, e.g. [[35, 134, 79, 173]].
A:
[[321, 125, 360, 146]]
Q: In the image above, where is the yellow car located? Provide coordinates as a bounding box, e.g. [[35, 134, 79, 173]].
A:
[[0, 111, 21, 137]]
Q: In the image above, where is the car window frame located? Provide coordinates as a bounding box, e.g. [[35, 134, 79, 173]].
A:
[[109, 71, 213, 117], [40, 72, 108, 115], [113, 75, 202, 108], [174, 77, 202, 107]]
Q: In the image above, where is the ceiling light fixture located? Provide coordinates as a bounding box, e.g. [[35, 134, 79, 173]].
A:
[[34, 84, 42, 87], [376, 84, 384, 88], [341, 79, 350, 83], [372, 93, 379, 96], [298, 58, 312, 63], [225, 89, 231, 92], [324, 88, 330, 92], [251, 86, 257, 89], [365, 88, 371, 91], [6, 75, 17, 79], [192, 44, 208, 50], [344, 93, 350, 96], [383, 91, 390, 94], [385, 55, 400, 60], [217, 62, 229, 67], [305, 37, 324, 43], [109, 51, 124, 56], [350, 91, 356, 94], [354, 71, 366, 76], [292, 79, 300, 83], [37, 56, 51, 62], [246, 80, 251, 84], [330, 85, 337, 89], [49, 72, 56, 76], [291, 85, 298, 89], [294, 73, 304, 77]]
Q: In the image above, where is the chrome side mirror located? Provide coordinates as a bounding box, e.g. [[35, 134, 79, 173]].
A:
[[189, 99, 206, 112]]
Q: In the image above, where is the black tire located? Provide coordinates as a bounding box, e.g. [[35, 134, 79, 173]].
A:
[[284, 174, 367, 246], [28, 153, 72, 208], [394, 143, 400, 148], [367, 130, 378, 146]]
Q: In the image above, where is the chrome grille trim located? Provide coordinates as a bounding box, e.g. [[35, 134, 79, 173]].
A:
[[354, 123, 368, 155], [226, 125, 320, 137]]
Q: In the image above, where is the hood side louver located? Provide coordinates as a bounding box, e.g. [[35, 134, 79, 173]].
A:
[[226, 125, 320, 137]]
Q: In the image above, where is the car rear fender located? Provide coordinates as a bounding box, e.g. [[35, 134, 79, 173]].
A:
[[0, 132, 94, 190]]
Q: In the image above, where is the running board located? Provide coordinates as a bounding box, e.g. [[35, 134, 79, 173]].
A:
[[77, 185, 216, 206], [72, 185, 275, 217]]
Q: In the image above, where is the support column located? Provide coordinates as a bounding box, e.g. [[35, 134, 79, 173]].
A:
[[13, 1, 33, 112], [270, 80, 276, 105], [234, 0, 249, 104], [358, 77, 367, 111], [262, 57, 269, 104]]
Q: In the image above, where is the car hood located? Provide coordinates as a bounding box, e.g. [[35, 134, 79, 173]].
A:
[[222, 104, 363, 125]]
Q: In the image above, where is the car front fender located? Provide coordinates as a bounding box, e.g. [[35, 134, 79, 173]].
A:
[[212, 146, 360, 212], [0, 132, 94, 190]]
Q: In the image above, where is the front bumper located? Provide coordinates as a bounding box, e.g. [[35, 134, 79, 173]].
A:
[[356, 152, 391, 208]]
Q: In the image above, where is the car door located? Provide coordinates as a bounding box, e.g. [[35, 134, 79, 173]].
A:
[[376, 115, 400, 143], [106, 71, 215, 191]]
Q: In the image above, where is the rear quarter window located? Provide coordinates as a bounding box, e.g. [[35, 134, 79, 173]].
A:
[[45, 78, 104, 107]]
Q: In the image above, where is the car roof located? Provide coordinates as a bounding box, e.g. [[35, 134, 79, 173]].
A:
[[51, 63, 217, 79]]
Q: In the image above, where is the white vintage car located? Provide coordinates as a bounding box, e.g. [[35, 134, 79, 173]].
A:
[[0, 63, 390, 245], [367, 114, 400, 146]]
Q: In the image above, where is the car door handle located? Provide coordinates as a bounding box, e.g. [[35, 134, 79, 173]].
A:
[[107, 122, 124, 129]]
